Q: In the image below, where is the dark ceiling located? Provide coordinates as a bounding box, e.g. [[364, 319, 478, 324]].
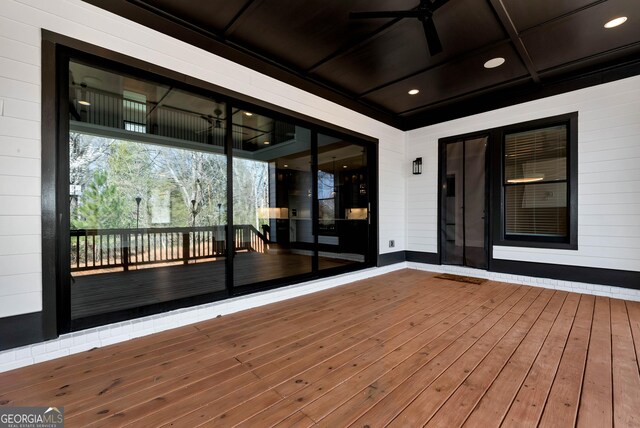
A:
[[84, 0, 640, 130]]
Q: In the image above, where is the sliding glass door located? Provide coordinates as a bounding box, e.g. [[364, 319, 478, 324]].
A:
[[62, 55, 376, 329]]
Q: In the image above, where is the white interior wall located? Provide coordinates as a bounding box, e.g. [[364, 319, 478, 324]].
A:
[[0, 0, 406, 318], [407, 75, 640, 273]]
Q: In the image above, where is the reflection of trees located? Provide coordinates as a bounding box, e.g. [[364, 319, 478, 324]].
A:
[[70, 133, 269, 230], [233, 158, 268, 229]]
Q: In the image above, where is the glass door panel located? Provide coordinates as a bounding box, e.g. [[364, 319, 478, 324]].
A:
[[441, 136, 488, 269], [232, 109, 313, 287], [68, 60, 227, 320], [317, 134, 369, 271]]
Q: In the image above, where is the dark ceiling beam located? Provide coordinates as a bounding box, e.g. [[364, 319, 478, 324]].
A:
[[222, 0, 262, 37], [488, 0, 540, 83], [519, 0, 606, 34], [357, 39, 511, 98]]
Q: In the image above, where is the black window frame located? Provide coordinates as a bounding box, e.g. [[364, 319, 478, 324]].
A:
[[492, 112, 578, 250]]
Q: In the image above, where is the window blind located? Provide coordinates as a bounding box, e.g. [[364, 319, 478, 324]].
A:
[[504, 125, 568, 237]]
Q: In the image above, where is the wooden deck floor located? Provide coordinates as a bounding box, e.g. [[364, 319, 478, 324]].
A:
[[2, 269, 640, 427]]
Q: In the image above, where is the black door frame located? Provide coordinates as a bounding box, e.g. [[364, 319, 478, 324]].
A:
[[438, 132, 491, 269]]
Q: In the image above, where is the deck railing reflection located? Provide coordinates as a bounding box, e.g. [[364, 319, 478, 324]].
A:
[[70, 225, 267, 273]]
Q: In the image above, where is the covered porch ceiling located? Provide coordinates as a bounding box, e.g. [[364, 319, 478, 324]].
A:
[[83, 0, 639, 129]]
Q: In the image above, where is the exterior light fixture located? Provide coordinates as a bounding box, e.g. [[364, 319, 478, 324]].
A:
[[408, 89, 420, 95], [412, 157, 423, 175], [244, 112, 253, 116], [604, 17, 627, 28]]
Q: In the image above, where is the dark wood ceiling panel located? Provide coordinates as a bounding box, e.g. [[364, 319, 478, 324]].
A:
[[521, 0, 640, 72], [361, 43, 529, 114], [83, 0, 640, 129], [224, 0, 417, 70], [312, 0, 506, 95], [139, 0, 249, 32], [501, 0, 599, 32]]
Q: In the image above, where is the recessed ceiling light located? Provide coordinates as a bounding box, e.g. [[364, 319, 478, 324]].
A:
[[244, 112, 253, 116], [78, 100, 91, 106], [408, 89, 420, 95], [283, 164, 288, 168], [484, 57, 505, 69], [604, 16, 627, 28], [343, 165, 348, 168], [264, 141, 270, 145]]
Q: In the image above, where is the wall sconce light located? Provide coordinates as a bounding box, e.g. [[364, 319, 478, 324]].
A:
[[412, 157, 423, 175]]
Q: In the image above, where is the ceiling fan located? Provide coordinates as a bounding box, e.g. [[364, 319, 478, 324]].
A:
[[350, 0, 448, 56]]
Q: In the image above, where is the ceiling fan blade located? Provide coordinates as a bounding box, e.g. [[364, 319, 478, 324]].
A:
[[350, 10, 423, 19], [421, 17, 442, 56]]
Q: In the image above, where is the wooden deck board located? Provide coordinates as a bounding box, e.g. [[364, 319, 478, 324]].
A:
[[0, 269, 639, 427]]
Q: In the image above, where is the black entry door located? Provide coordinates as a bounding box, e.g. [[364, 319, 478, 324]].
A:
[[440, 136, 488, 269]]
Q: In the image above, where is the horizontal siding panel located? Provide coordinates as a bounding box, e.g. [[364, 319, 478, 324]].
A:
[[0, 156, 40, 177], [579, 235, 640, 249], [0, 272, 41, 296], [0, 176, 40, 196], [579, 169, 640, 184], [579, 225, 640, 238], [579, 112, 640, 133], [0, 35, 40, 66], [579, 193, 640, 205], [0, 196, 40, 216], [579, 136, 636, 154], [580, 146, 640, 164], [0, 253, 41, 276], [0, 136, 40, 159], [579, 157, 640, 173], [0, 216, 40, 236], [0, 57, 39, 85], [0, 76, 39, 103], [579, 181, 640, 195], [0, 116, 40, 140], [579, 123, 640, 143], [2, 97, 40, 122], [580, 101, 640, 122], [0, 15, 40, 46], [0, 291, 41, 317], [579, 214, 638, 226], [0, 235, 40, 256], [579, 204, 640, 216]]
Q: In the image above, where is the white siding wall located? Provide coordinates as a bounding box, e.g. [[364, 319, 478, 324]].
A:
[[407, 75, 640, 273], [0, 0, 406, 318]]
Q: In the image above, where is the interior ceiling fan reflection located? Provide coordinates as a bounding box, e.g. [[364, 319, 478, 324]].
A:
[[198, 108, 224, 134], [350, 0, 448, 57]]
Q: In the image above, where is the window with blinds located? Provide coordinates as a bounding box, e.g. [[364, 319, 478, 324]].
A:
[[504, 125, 568, 237]]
